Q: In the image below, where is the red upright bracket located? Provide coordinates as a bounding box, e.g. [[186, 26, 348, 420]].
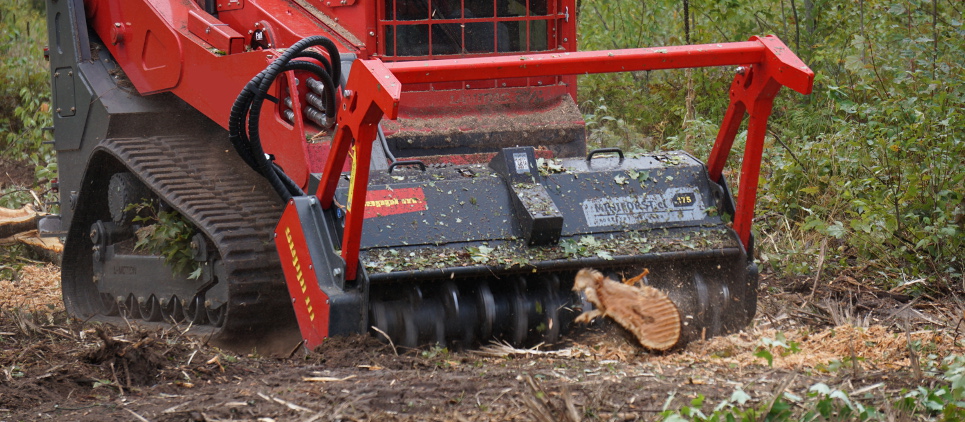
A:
[[318, 35, 814, 280], [705, 36, 813, 248]]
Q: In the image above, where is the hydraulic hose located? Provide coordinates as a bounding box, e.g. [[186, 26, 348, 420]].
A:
[[228, 36, 341, 202]]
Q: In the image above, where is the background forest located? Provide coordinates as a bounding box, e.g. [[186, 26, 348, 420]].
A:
[[1, 0, 963, 290], [578, 0, 964, 293]]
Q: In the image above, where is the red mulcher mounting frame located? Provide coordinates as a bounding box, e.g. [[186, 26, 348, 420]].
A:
[[318, 35, 814, 282]]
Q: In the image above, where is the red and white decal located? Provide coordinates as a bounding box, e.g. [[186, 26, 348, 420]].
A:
[[363, 187, 427, 218]]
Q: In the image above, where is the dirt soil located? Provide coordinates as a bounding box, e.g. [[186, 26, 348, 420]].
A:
[[0, 264, 962, 422], [0, 158, 962, 421]]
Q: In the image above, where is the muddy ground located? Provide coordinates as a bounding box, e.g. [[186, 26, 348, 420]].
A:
[[0, 261, 961, 421]]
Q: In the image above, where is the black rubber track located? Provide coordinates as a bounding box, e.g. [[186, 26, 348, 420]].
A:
[[91, 135, 295, 343]]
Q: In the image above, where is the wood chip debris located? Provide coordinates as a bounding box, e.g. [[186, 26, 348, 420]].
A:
[[472, 341, 578, 358], [302, 374, 357, 382]]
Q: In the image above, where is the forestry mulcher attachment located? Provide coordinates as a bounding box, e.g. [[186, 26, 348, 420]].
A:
[[44, 0, 813, 350]]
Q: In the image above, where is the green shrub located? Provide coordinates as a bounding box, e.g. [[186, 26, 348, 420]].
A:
[[0, 0, 56, 211], [578, 0, 964, 289]]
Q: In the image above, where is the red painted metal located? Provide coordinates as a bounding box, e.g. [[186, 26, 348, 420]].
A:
[[187, 10, 245, 54], [83, 0, 580, 189], [275, 199, 331, 347], [319, 35, 814, 280]]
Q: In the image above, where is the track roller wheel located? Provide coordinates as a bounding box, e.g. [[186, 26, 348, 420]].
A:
[[206, 302, 227, 328], [163, 296, 184, 323], [122, 294, 142, 319], [183, 294, 208, 325], [98, 293, 120, 316], [140, 295, 164, 322]]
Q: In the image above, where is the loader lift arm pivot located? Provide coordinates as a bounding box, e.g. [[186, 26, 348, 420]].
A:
[[317, 35, 815, 281]]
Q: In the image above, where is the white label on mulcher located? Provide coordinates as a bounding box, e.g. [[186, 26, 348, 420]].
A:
[[581, 188, 706, 227], [513, 153, 530, 174]]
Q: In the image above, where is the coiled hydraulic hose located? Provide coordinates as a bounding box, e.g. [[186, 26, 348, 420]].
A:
[[228, 36, 340, 202]]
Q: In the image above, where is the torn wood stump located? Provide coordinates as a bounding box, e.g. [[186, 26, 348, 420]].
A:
[[573, 268, 681, 351], [0, 205, 63, 263], [0, 205, 39, 239]]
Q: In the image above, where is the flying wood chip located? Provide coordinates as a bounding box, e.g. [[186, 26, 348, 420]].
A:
[[573, 268, 681, 351]]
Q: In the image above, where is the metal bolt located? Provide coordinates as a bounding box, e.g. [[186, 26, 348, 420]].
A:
[[70, 107, 75, 112], [54, 72, 60, 77], [369, 31, 376, 37], [114, 22, 122, 27], [735, 66, 746, 75], [333, 268, 342, 277], [67, 71, 73, 76], [292, 297, 296, 303], [56, 108, 62, 113], [563, 38, 568, 42], [341, 0, 347, 4]]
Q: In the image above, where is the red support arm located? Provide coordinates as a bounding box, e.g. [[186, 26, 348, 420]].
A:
[[705, 35, 814, 247], [321, 35, 813, 280]]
